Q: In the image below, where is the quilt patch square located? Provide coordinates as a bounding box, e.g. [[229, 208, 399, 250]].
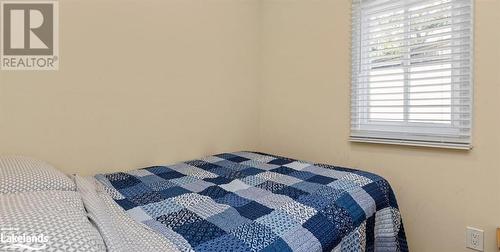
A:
[[214, 153, 239, 160], [214, 160, 251, 171], [280, 225, 321, 252], [200, 155, 226, 163], [328, 179, 359, 192], [296, 194, 330, 210], [269, 174, 303, 186], [221, 171, 245, 180], [195, 162, 222, 171], [303, 165, 346, 179], [119, 183, 153, 198], [228, 156, 250, 163], [185, 159, 211, 168], [195, 234, 251, 252], [129, 191, 165, 206], [167, 163, 194, 173], [256, 210, 301, 236], [143, 166, 172, 175], [339, 173, 373, 187], [283, 161, 312, 171], [156, 170, 185, 180], [207, 208, 252, 232], [261, 237, 293, 252], [256, 181, 287, 193], [320, 203, 354, 239], [106, 172, 141, 189], [307, 175, 336, 185], [302, 213, 337, 251], [349, 188, 377, 218], [143, 219, 194, 250], [173, 219, 227, 248], [255, 194, 294, 209], [138, 174, 167, 185], [268, 158, 294, 166], [187, 199, 229, 219], [313, 186, 344, 201], [182, 166, 219, 180], [181, 180, 214, 193], [220, 179, 252, 192], [158, 186, 190, 199], [240, 167, 263, 176], [270, 166, 296, 175], [255, 171, 285, 183], [239, 175, 267, 187], [275, 186, 308, 200], [142, 198, 184, 218], [335, 194, 366, 227], [240, 153, 275, 163], [278, 201, 317, 225], [241, 160, 279, 170], [230, 222, 279, 251], [204, 176, 233, 185], [170, 176, 199, 186], [290, 181, 324, 194], [287, 170, 316, 180], [362, 182, 388, 210], [215, 193, 251, 207], [148, 180, 177, 191], [127, 169, 154, 177], [235, 187, 273, 202], [256, 171, 302, 185], [199, 185, 231, 199], [235, 201, 273, 220], [210, 166, 237, 177], [173, 193, 210, 208], [156, 209, 203, 230]]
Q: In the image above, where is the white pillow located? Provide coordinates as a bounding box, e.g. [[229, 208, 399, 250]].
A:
[[0, 156, 75, 194], [0, 190, 105, 251]]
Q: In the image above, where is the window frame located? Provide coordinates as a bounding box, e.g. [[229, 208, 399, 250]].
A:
[[350, 0, 474, 149]]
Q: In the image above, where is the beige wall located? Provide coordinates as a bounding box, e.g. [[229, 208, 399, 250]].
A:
[[0, 0, 261, 175], [259, 0, 500, 251], [1, 0, 499, 251]]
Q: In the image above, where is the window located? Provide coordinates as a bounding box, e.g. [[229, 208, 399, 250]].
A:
[[351, 0, 474, 149]]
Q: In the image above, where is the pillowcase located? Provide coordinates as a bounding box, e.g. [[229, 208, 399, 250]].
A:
[[0, 156, 75, 194], [0, 190, 106, 251]]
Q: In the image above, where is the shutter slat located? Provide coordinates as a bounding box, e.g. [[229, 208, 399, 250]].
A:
[[363, 11, 471, 32], [364, 20, 471, 39], [360, 0, 457, 18], [351, 112, 471, 115], [358, 74, 470, 84], [361, 28, 471, 44], [361, 34, 471, 50], [353, 2, 471, 29], [352, 82, 469, 90]]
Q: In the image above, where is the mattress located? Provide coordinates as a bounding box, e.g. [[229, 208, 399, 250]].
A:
[[94, 151, 408, 252]]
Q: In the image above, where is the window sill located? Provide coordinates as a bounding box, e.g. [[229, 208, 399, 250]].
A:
[[349, 137, 472, 150]]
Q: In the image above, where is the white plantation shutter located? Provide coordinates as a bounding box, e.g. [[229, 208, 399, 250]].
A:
[[351, 0, 474, 149]]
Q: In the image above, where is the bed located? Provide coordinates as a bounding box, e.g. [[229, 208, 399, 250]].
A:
[[95, 152, 408, 251], [0, 152, 407, 251]]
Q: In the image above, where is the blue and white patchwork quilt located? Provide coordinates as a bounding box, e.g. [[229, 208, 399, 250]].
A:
[[95, 151, 408, 252]]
